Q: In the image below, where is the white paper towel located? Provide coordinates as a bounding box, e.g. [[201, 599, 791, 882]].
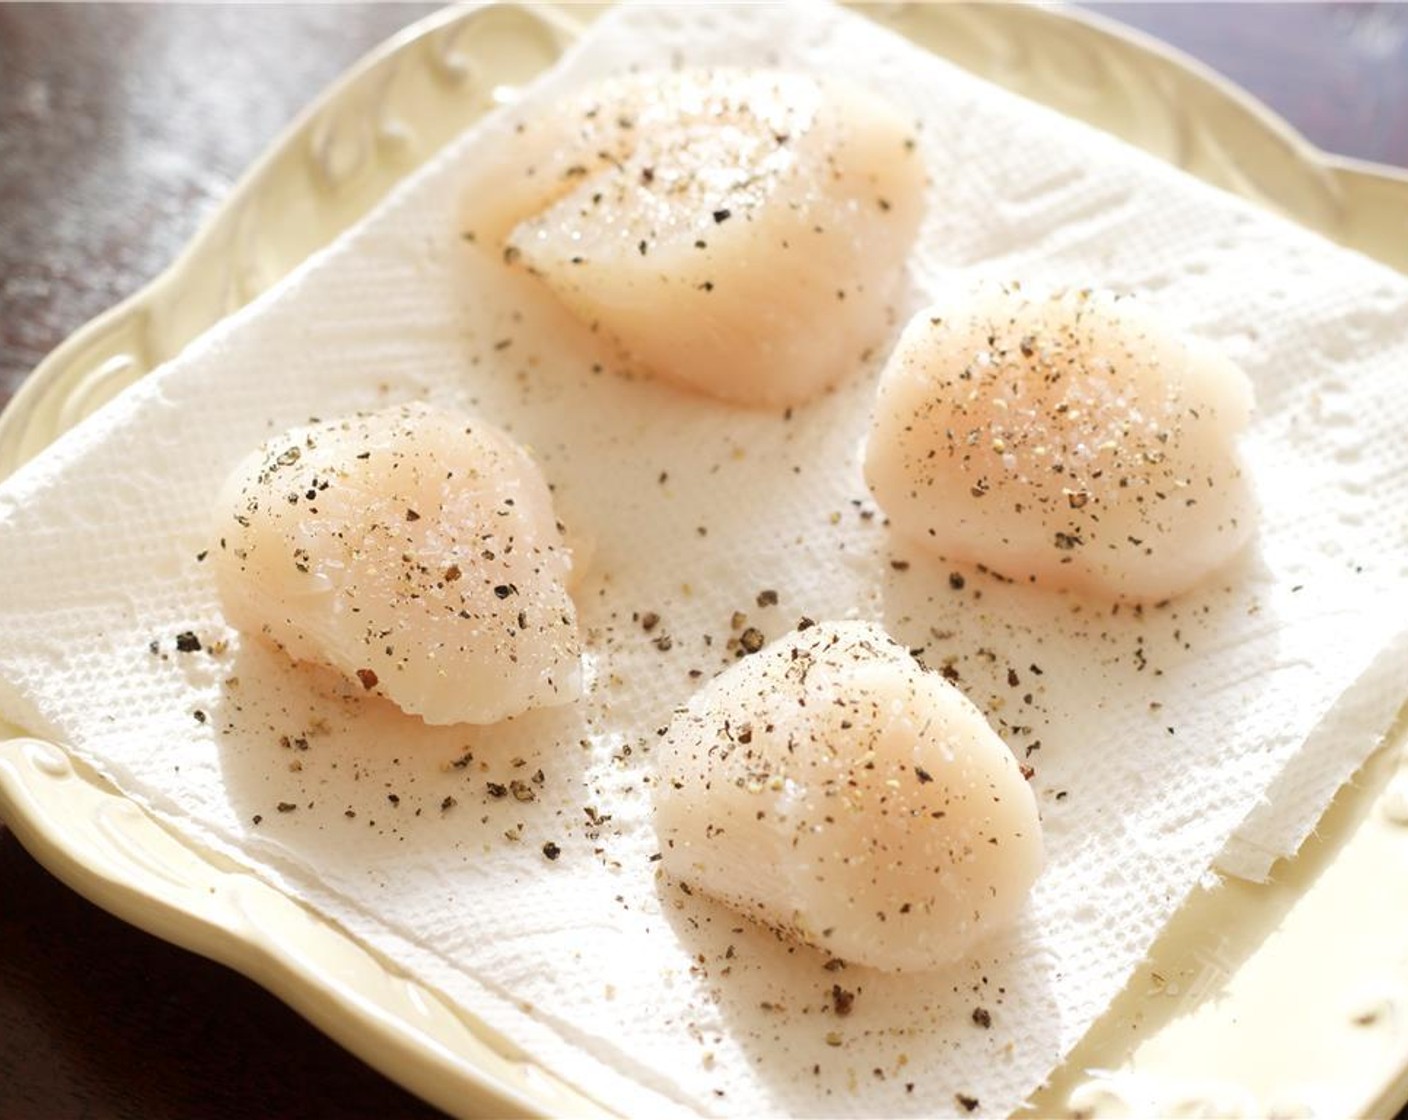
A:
[[1, 3, 1406, 1117]]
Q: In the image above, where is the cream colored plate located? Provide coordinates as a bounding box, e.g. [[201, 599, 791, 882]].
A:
[[2, 4, 1407, 1117]]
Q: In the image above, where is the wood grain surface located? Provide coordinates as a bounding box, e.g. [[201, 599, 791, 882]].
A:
[[1, 5, 1406, 1118]]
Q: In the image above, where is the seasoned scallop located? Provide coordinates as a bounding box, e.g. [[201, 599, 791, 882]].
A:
[[653, 620, 1043, 972], [213, 402, 581, 725], [460, 68, 925, 409], [865, 285, 1256, 600]]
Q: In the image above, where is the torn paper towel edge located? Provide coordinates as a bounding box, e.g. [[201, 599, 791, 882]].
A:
[[1217, 626, 1408, 880]]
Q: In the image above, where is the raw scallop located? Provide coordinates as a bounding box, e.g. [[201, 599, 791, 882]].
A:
[[460, 68, 925, 409], [865, 285, 1256, 600], [213, 402, 581, 725], [653, 620, 1043, 971]]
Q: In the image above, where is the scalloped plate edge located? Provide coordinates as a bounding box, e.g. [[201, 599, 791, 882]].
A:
[[0, 735, 612, 1119]]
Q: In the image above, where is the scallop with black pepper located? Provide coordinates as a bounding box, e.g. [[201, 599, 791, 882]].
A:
[[652, 620, 1043, 971], [460, 69, 925, 408], [865, 285, 1256, 600], [213, 402, 582, 725]]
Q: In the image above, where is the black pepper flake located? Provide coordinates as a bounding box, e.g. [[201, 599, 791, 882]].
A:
[[441, 795, 457, 812], [756, 589, 778, 607], [486, 782, 508, 799], [739, 628, 765, 654], [193, 709, 207, 724], [252, 814, 263, 825], [914, 766, 933, 784], [640, 611, 661, 632], [890, 559, 910, 572], [831, 985, 855, 1016], [276, 802, 297, 813], [175, 631, 202, 653], [356, 668, 379, 690], [405, 508, 421, 522], [948, 572, 966, 591], [195, 550, 208, 562], [971, 1007, 992, 1029], [494, 584, 517, 599], [956, 1093, 980, 1113], [542, 840, 562, 861], [712, 208, 731, 223]]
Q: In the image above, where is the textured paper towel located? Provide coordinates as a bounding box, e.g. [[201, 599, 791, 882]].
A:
[[1, 3, 1407, 1116]]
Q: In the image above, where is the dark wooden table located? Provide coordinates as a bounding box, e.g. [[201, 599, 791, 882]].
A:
[[2, 5, 1406, 1118]]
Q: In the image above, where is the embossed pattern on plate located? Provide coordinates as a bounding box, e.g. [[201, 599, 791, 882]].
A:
[[1, 4, 1406, 1118]]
